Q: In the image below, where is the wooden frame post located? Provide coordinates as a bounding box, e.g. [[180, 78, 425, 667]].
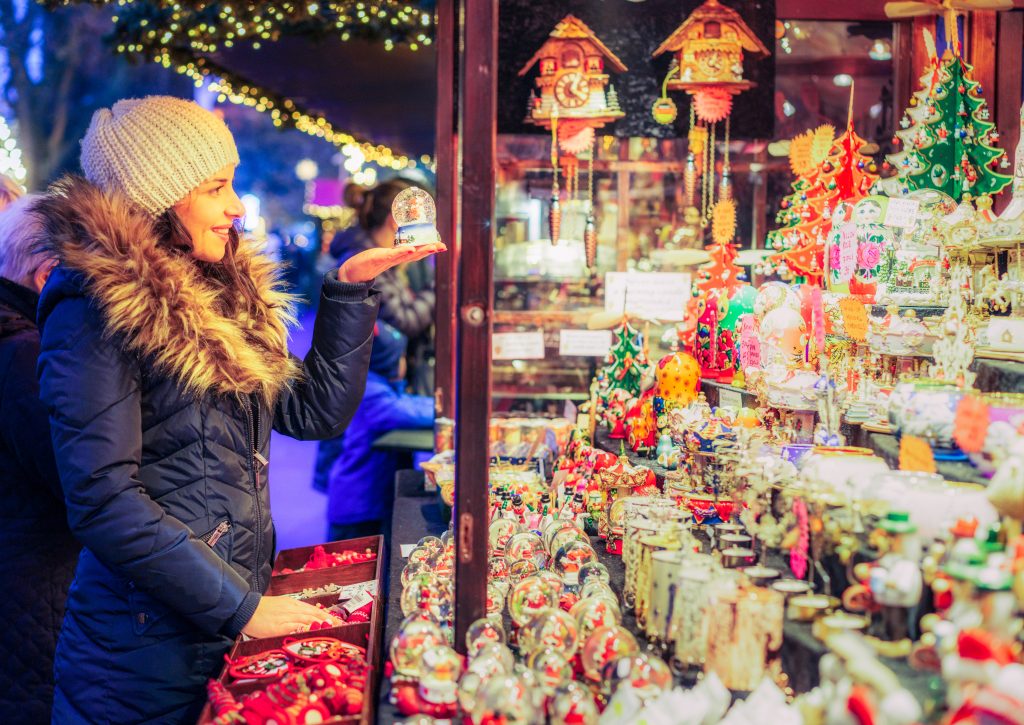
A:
[[433, 0, 459, 419], [453, 0, 497, 651]]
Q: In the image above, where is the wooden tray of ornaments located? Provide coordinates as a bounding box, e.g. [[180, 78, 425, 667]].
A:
[[196, 619, 376, 724], [267, 536, 383, 596]]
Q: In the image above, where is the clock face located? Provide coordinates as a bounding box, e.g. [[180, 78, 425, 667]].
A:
[[697, 50, 726, 78], [553, 71, 591, 109]]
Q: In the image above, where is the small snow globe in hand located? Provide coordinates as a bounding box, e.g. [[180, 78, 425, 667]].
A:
[[392, 187, 440, 247]]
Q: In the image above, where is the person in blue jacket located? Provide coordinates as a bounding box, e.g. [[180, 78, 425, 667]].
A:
[[33, 96, 444, 723], [327, 320, 434, 541]]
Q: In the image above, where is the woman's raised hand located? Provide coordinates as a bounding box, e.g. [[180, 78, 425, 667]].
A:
[[337, 242, 447, 284]]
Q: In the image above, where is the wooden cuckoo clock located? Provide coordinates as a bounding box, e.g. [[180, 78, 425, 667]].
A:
[[519, 15, 628, 261]]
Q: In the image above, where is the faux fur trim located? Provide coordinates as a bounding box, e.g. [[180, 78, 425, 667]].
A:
[[37, 176, 302, 404]]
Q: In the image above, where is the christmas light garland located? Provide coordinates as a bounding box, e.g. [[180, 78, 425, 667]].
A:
[[42, 1, 434, 169]]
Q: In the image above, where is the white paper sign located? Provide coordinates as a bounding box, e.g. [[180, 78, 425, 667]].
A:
[[400, 544, 416, 558], [604, 272, 690, 322], [718, 388, 744, 410], [559, 329, 613, 356], [492, 331, 545, 360], [884, 198, 921, 229]]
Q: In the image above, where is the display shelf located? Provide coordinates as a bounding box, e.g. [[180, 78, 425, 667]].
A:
[[378, 467, 940, 719], [700, 379, 758, 408], [865, 432, 989, 486], [972, 357, 1024, 394]]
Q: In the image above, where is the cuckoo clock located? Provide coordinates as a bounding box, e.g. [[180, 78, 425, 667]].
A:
[[652, 0, 769, 250], [520, 15, 628, 259]]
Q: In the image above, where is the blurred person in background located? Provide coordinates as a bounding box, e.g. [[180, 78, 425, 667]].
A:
[[0, 173, 24, 212], [326, 320, 434, 541], [0, 193, 80, 722], [312, 178, 437, 494]]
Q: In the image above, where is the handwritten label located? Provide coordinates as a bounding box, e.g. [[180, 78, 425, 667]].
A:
[[838, 297, 869, 342], [838, 226, 857, 282], [899, 435, 937, 474], [811, 286, 825, 354], [559, 329, 612, 356], [718, 388, 744, 410], [493, 331, 545, 360], [604, 272, 690, 322], [738, 314, 761, 369], [884, 198, 921, 230], [400, 544, 416, 558], [954, 395, 990, 454]]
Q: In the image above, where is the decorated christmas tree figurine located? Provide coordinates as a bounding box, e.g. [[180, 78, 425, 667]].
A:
[[770, 97, 878, 285], [602, 318, 648, 398], [884, 40, 1011, 200], [763, 125, 834, 280]]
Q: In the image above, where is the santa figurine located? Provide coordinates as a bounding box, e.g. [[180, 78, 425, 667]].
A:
[[868, 511, 923, 644]]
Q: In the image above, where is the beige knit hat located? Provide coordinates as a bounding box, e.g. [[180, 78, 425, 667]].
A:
[[80, 96, 240, 217]]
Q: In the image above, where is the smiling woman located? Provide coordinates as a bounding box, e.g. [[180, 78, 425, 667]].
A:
[[31, 95, 444, 723]]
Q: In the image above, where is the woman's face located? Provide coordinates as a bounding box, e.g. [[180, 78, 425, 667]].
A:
[[173, 163, 245, 263]]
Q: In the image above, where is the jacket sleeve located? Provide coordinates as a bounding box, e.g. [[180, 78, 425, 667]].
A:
[[377, 269, 435, 339], [273, 271, 380, 440], [366, 389, 436, 437], [37, 296, 255, 637], [1, 336, 62, 501]]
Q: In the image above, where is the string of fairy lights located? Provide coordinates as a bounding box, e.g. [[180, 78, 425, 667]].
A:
[[43, 0, 434, 170]]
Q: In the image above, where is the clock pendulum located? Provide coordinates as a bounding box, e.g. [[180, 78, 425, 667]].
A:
[[550, 108, 561, 245], [585, 136, 597, 270]]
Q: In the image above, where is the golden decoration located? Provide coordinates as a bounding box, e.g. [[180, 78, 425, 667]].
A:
[[712, 198, 737, 245]]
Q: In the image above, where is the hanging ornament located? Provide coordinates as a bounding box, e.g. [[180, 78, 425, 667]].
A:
[[688, 123, 709, 160], [651, 97, 678, 125], [684, 152, 698, 206], [693, 87, 733, 124], [711, 198, 737, 245]]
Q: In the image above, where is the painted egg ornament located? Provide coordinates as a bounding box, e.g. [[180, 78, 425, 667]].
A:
[[655, 352, 701, 407]]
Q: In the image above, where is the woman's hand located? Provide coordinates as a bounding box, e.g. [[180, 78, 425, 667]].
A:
[[337, 242, 447, 284], [241, 595, 336, 638]]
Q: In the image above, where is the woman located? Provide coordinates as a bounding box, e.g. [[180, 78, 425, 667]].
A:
[[34, 96, 443, 723], [0, 194, 78, 723]]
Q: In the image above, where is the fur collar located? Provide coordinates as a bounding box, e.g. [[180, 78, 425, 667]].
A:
[[37, 176, 301, 404]]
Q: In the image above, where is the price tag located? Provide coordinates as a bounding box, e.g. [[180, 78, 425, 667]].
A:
[[838, 297, 869, 342], [400, 544, 416, 558], [838, 226, 857, 282], [738, 314, 761, 369], [342, 590, 374, 616], [810, 286, 825, 354], [884, 198, 921, 230], [954, 395, 990, 454], [336, 580, 378, 601], [493, 331, 545, 360], [899, 435, 937, 474], [604, 272, 690, 322], [718, 388, 743, 410], [559, 329, 612, 356]]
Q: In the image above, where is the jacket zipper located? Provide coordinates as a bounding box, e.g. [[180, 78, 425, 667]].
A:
[[202, 520, 231, 547], [243, 396, 264, 592]]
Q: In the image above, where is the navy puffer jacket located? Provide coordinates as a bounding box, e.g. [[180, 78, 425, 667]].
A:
[[35, 177, 379, 724]]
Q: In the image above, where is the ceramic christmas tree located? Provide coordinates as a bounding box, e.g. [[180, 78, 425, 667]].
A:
[[602, 319, 648, 398], [885, 46, 1011, 200], [770, 105, 878, 285]]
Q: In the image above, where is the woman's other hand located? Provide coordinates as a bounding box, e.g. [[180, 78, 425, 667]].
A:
[[337, 242, 447, 284], [241, 595, 336, 638]]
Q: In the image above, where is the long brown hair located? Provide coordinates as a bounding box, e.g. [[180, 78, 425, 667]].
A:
[[153, 209, 270, 324]]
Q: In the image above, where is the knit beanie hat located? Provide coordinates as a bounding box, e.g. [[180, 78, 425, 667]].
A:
[[80, 96, 240, 217]]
